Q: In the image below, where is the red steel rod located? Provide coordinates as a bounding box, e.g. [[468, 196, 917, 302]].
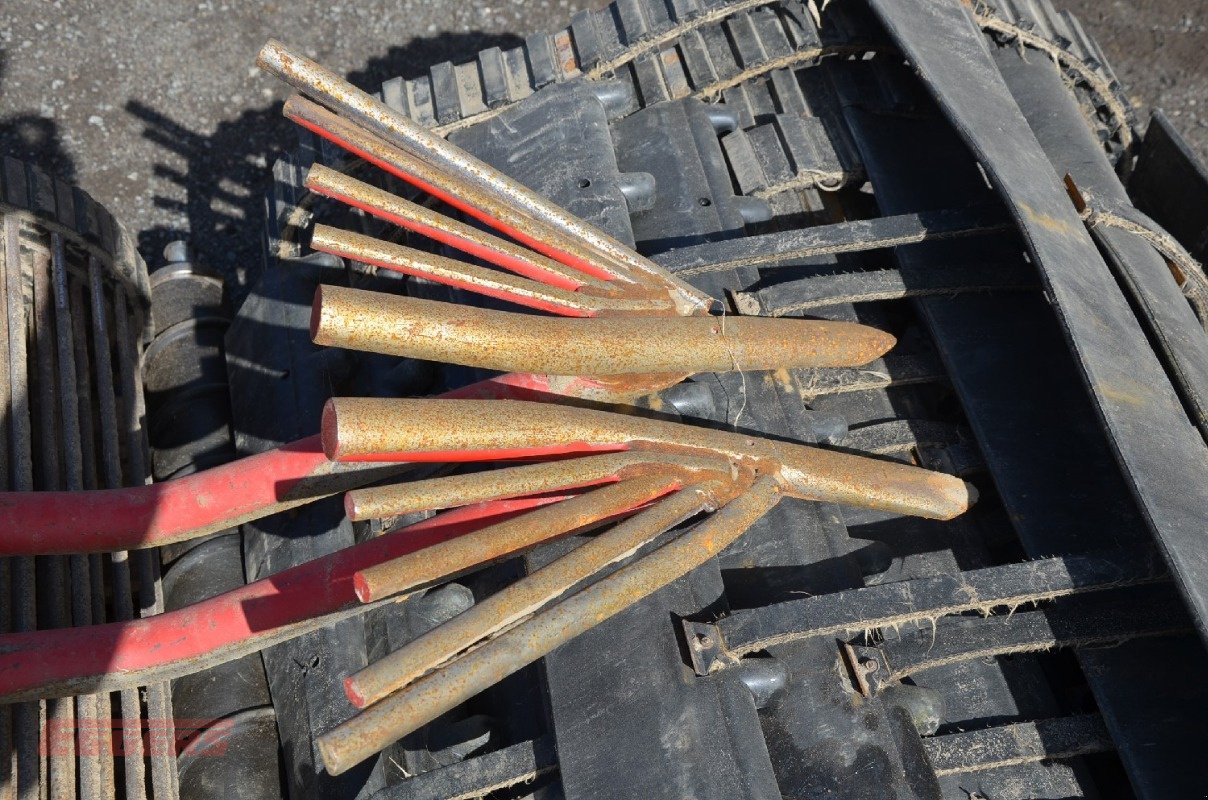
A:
[[0, 435, 340, 554], [0, 372, 614, 555], [0, 492, 575, 701]]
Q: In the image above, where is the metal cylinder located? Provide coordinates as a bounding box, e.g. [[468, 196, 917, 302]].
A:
[[146, 243, 284, 800], [317, 477, 783, 775], [353, 474, 684, 602], [345, 479, 736, 707], [322, 397, 977, 520], [310, 285, 897, 375]]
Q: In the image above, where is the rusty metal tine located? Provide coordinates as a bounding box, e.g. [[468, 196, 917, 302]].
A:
[[319, 477, 781, 775], [49, 234, 104, 800], [258, 42, 715, 312], [87, 256, 147, 800], [314, 222, 681, 316], [312, 285, 896, 376], [323, 397, 976, 521], [310, 226, 673, 318], [33, 235, 76, 800], [346, 451, 732, 521], [310, 224, 598, 316], [345, 478, 740, 707], [353, 474, 683, 604], [281, 95, 717, 317], [3, 214, 37, 800], [304, 164, 611, 294], [281, 94, 636, 286]]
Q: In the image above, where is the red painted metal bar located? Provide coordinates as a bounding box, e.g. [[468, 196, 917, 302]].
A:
[[0, 370, 604, 555], [0, 435, 354, 554], [0, 492, 574, 702]]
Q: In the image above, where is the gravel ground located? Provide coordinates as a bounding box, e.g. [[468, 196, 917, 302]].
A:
[[0, 0, 1204, 293], [0, 0, 590, 291], [1062, 0, 1207, 156]]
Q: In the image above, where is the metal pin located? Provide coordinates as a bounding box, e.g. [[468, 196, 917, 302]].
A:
[[310, 285, 896, 378], [32, 233, 76, 800], [345, 478, 740, 707], [49, 234, 103, 800], [322, 397, 977, 521], [345, 451, 732, 521], [353, 474, 683, 603], [304, 164, 608, 294], [3, 212, 38, 800], [258, 41, 713, 312], [87, 257, 147, 800], [309, 225, 674, 317], [317, 477, 783, 775]]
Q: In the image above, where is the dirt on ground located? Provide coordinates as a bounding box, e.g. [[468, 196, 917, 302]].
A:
[[0, 0, 1204, 291], [1062, 0, 1207, 157], [0, 0, 590, 292]]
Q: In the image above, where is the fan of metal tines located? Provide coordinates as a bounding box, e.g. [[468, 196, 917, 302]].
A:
[[0, 39, 976, 784], [254, 40, 978, 775]]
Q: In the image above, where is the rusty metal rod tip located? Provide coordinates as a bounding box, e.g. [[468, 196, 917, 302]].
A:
[[312, 285, 898, 380], [321, 398, 341, 460]]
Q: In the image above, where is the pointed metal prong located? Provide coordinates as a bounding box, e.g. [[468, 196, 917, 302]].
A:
[[258, 41, 714, 312], [311, 285, 896, 376], [344, 478, 742, 708], [352, 474, 682, 604], [305, 164, 612, 294], [310, 226, 676, 317], [311, 224, 599, 316], [322, 398, 977, 521], [345, 451, 733, 521], [281, 93, 637, 286], [317, 477, 783, 775], [0, 435, 409, 555]]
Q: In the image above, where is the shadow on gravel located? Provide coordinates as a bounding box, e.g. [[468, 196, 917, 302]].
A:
[[0, 52, 78, 183], [126, 31, 522, 304]]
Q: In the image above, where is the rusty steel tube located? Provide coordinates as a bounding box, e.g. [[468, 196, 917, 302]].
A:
[[310, 225, 674, 317], [345, 478, 740, 707], [318, 477, 782, 775], [311, 285, 896, 376], [345, 451, 732, 521], [353, 474, 683, 603], [258, 41, 714, 313], [304, 164, 610, 294], [322, 398, 976, 520]]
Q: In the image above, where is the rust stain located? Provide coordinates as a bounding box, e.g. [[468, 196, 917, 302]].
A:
[[1019, 201, 1075, 236]]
